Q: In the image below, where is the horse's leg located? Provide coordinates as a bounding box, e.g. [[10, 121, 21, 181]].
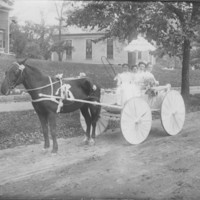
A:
[[47, 112, 58, 154], [37, 113, 50, 150], [89, 105, 101, 145], [80, 105, 92, 144]]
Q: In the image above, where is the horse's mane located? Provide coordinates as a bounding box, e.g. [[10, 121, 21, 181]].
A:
[[17, 58, 45, 77], [24, 63, 46, 78]]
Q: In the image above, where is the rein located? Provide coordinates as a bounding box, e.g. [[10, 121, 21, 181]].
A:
[[7, 62, 24, 90], [10, 62, 87, 92]]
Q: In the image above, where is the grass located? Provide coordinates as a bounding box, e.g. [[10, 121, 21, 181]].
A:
[[1, 57, 200, 89], [0, 57, 200, 150], [0, 93, 199, 150], [0, 110, 83, 150]]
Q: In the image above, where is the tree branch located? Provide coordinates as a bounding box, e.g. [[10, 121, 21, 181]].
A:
[[165, 3, 184, 24], [191, 2, 200, 21]]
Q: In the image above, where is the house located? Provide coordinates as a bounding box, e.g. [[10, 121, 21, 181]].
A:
[[0, 0, 12, 54], [51, 27, 155, 66]]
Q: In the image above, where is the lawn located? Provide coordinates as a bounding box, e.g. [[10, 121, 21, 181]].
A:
[[0, 57, 200, 150], [0, 93, 199, 150], [0, 110, 83, 150], [1, 57, 200, 89]]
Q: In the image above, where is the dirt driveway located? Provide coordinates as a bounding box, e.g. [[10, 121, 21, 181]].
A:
[[0, 111, 200, 200]]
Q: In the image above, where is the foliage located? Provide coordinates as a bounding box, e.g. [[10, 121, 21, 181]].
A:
[[49, 40, 74, 61], [67, 2, 148, 42], [54, 1, 73, 61], [10, 19, 55, 59], [190, 26, 200, 65], [9, 23, 26, 58], [22, 21, 55, 59], [23, 42, 41, 59], [1, 0, 14, 6]]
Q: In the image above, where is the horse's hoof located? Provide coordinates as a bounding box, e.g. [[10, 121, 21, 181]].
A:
[[42, 148, 49, 153], [51, 149, 58, 155], [83, 135, 88, 142], [84, 140, 89, 145], [89, 138, 95, 146], [83, 136, 90, 145]]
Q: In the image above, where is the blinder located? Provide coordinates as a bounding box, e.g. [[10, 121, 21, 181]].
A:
[[6, 62, 25, 90]]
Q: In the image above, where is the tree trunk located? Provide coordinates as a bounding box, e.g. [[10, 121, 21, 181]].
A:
[[127, 32, 137, 67], [181, 38, 190, 105], [58, 19, 62, 62]]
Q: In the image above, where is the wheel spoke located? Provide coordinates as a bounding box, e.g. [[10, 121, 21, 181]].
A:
[[121, 97, 152, 144]]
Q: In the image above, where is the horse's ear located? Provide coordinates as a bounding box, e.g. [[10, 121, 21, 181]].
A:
[[17, 58, 28, 65]]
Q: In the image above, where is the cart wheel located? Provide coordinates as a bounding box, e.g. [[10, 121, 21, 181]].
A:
[[121, 97, 152, 144], [80, 109, 109, 136], [161, 90, 185, 135]]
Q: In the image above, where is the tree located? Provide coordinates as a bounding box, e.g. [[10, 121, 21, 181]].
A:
[[10, 19, 55, 59], [22, 20, 55, 60], [2, 0, 14, 6], [9, 21, 27, 58], [190, 26, 200, 66], [144, 2, 200, 104], [49, 40, 74, 61], [23, 42, 41, 59], [54, 1, 73, 61], [66, 1, 200, 104]]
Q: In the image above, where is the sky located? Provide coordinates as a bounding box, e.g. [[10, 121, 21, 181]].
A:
[[10, 0, 81, 26]]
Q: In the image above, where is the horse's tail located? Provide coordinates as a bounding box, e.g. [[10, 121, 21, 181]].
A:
[[82, 78, 101, 102]]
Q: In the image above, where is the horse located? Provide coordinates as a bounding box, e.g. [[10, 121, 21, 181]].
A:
[[1, 60, 101, 154]]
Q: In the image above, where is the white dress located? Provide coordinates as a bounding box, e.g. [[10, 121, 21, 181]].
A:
[[115, 71, 159, 107], [115, 72, 141, 106]]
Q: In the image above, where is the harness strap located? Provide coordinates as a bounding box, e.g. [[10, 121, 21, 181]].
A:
[[32, 98, 59, 104], [49, 76, 53, 96], [31, 75, 98, 113], [55, 78, 64, 113], [32, 76, 59, 104], [32, 77, 74, 113]]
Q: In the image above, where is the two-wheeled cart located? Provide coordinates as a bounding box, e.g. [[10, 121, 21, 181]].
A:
[[80, 84, 185, 144]]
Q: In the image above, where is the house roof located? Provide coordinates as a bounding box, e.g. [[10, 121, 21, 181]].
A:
[[57, 32, 105, 37], [53, 25, 105, 36]]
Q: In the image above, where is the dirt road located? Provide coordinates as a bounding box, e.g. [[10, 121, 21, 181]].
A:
[[0, 111, 200, 200]]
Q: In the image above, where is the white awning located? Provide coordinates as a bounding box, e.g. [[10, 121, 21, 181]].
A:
[[124, 36, 156, 52]]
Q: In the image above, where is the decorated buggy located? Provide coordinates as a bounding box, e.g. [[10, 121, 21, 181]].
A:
[[80, 71, 186, 145]]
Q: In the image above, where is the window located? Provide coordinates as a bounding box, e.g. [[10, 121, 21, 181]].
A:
[[138, 51, 142, 59], [65, 40, 72, 60], [86, 39, 92, 59], [0, 30, 5, 50], [107, 38, 113, 59]]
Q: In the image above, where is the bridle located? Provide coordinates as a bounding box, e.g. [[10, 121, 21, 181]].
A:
[[6, 62, 25, 91], [6, 62, 59, 92]]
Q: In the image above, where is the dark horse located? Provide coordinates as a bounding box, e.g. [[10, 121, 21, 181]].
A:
[[1, 60, 101, 153]]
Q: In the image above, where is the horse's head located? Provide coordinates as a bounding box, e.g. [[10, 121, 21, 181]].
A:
[[1, 60, 26, 95]]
